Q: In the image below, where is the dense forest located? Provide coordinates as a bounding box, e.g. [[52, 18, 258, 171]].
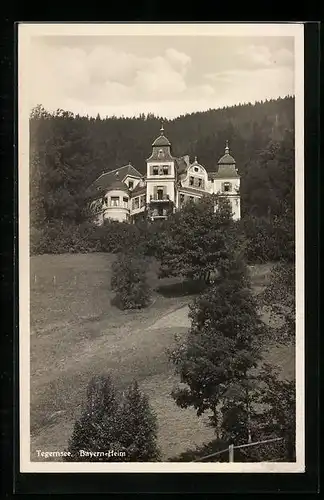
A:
[[29, 96, 295, 260]]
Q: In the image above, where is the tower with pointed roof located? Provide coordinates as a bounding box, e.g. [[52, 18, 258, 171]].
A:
[[146, 123, 176, 220], [209, 141, 241, 220]]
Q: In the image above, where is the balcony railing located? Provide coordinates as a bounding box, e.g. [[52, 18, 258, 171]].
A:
[[149, 194, 172, 202]]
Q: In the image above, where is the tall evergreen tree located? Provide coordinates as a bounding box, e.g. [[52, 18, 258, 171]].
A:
[[119, 380, 161, 461], [65, 375, 120, 462]]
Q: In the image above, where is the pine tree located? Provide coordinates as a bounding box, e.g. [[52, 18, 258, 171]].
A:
[[119, 380, 161, 461], [65, 374, 121, 462], [65, 376, 161, 462]]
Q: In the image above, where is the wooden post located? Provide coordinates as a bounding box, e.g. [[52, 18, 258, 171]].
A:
[[228, 444, 234, 463]]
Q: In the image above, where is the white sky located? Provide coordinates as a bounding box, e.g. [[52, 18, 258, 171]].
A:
[[28, 33, 295, 119]]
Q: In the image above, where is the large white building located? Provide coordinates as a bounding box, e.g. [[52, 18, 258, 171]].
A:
[[89, 125, 241, 224]]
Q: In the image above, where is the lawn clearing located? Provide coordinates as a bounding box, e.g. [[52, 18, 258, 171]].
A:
[[29, 253, 294, 461]]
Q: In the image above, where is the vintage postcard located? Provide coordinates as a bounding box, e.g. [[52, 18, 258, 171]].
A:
[[19, 22, 304, 473]]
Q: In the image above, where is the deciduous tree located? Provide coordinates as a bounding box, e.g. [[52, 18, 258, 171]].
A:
[[169, 274, 266, 438], [158, 195, 238, 284]]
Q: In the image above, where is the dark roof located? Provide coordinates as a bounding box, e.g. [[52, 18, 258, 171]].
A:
[[217, 141, 236, 165], [131, 184, 146, 195], [146, 149, 174, 162], [92, 164, 142, 191], [218, 153, 236, 165], [152, 134, 171, 147], [209, 165, 239, 179], [109, 179, 130, 192]]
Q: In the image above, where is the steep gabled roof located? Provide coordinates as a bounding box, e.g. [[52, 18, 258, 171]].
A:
[[92, 164, 142, 191]]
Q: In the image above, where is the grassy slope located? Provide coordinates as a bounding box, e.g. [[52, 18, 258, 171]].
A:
[[29, 254, 294, 461]]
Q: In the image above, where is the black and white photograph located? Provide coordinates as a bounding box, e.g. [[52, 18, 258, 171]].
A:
[[18, 23, 304, 473]]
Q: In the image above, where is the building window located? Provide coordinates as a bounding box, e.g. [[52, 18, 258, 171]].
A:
[[223, 182, 231, 192], [189, 176, 194, 186], [123, 196, 128, 208], [152, 166, 159, 175], [198, 178, 203, 188], [129, 181, 134, 189], [111, 196, 119, 207], [194, 166, 199, 172], [180, 194, 185, 205], [157, 188, 164, 200], [189, 196, 194, 202], [132, 197, 139, 209], [104, 195, 108, 205], [163, 166, 169, 175], [140, 195, 146, 208]]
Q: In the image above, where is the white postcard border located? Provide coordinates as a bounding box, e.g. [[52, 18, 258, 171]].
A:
[[18, 22, 305, 474]]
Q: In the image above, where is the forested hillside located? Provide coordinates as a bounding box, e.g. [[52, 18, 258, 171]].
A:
[[30, 96, 295, 260], [30, 97, 294, 221]]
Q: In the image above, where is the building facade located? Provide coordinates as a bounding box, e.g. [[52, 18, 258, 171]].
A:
[[89, 126, 241, 224]]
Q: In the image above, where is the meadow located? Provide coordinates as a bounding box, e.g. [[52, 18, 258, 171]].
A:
[[29, 253, 295, 461]]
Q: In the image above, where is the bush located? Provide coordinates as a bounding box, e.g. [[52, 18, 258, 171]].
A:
[[111, 252, 151, 310], [29, 218, 161, 256], [238, 213, 294, 264]]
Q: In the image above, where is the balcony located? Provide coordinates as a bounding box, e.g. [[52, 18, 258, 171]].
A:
[[149, 194, 172, 202]]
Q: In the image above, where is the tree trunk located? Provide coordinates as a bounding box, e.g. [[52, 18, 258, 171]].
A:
[[213, 405, 222, 440], [245, 386, 252, 443]]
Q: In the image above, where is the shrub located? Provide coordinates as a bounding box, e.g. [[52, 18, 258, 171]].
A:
[[111, 252, 151, 310], [238, 213, 294, 264]]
